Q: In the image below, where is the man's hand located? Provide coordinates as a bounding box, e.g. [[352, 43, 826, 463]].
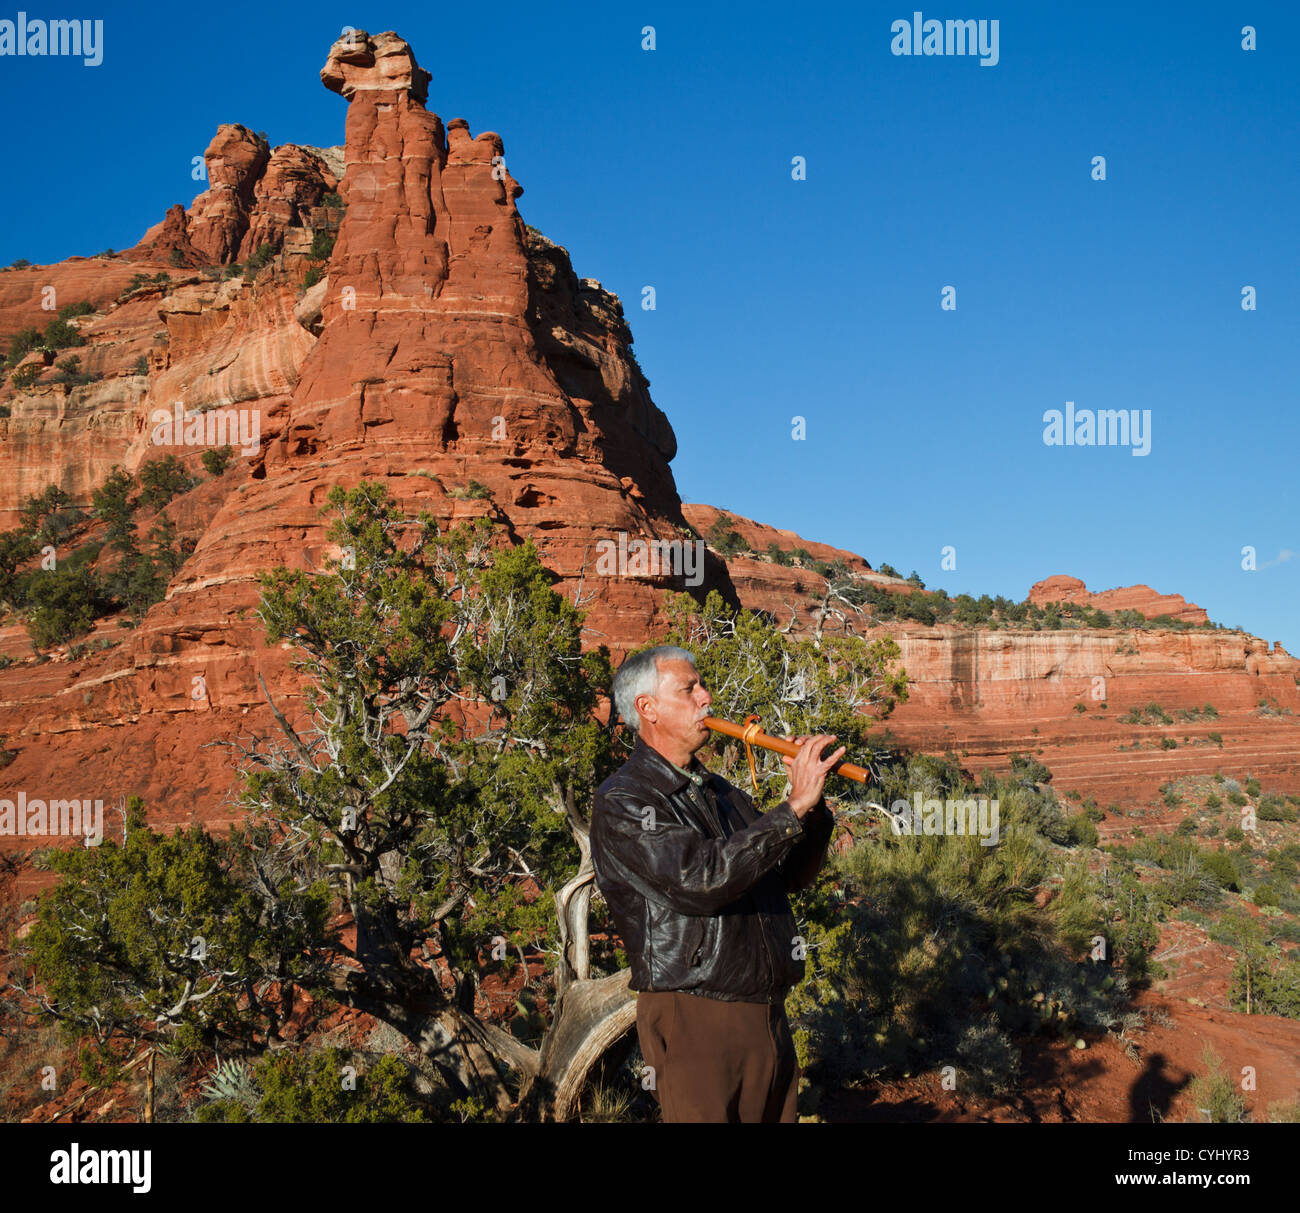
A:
[[782, 733, 846, 819]]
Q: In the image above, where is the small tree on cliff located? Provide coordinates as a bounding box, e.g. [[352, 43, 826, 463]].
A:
[[224, 481, 619, 1119]]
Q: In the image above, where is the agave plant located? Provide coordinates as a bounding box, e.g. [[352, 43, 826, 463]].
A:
[[199, 1058, 259, 1109]]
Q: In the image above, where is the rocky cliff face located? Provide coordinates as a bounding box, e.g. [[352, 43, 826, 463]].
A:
[[1029, 574, 1210, 625], [0, 29, 733, 833], [677, 508, 1300, 807], [0, 29, 1295, 844]]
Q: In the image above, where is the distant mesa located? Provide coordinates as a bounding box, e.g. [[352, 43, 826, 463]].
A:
[[1028, 574, 1208, 625]]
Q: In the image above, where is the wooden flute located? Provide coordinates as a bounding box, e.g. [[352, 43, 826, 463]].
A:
[[702, 715, 871, 784]]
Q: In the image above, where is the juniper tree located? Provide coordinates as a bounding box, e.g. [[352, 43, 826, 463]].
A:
[[6, 795, 329, 1120], [225, 481, 618, 1117]]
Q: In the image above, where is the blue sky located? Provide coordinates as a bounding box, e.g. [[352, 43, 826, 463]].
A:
[[1, 1, 1296, 651]]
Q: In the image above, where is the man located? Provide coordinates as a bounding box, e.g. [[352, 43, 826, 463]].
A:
[[590, 644, 843, 1123]]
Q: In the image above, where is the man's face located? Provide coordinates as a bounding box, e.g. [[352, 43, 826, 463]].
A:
[[640, 658, 713, 752]]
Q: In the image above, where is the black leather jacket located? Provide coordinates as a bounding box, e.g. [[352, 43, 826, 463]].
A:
[[591, 736, 835, 1003]]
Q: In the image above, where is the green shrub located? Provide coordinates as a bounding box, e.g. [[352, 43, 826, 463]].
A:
[[197, 1048, 430, 1123], [138, 455, 198, 511], [201, 445, 234, 477], [42, 316, 85, 350], [1200, 849, 1240, 891], [10, 363, 41, 389], [245, 242, 274, 270], [4, 324, 43, 367], [23, 563, 101, 648], [309, 231, 336, 262], [1186, 1047, 1247, 1123]]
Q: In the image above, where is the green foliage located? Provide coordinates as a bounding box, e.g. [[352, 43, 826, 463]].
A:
[[1199, 849, 1241, 891], [42, 315, 86, 351], [137, 454, 198, 511], [703, 513, 751, 558], [0, 528, 38, 608], [320, 192, 343, 209], [1119, 702, 1173, 726], [787, 786, 1129, 1097], [57, 300, 96, 319], [245, 242, 274, 271], [302, 266, 322, 289], [4, 324, 44, 368], [766, 542, 793, 566], [1065, 813, 1100, 848], [201, 444, 234, 477], [9, 363, 41, 389], [167, 248, 186, 267], [244, 481, 616, 998], [53, 353, 96, 386], [1217, 910, 1300, 1019], [23, 562, 102, 647], [91, 466, 137, 553], [198, 1048, 429, 1123], [1187, 1046, 1248, 1122], [309, 230, 336, 262], [446, 479, 492, 500], [1258, 795, 1297, 823], [660, 587, 907, 807], [21, 797, 322, 1074]]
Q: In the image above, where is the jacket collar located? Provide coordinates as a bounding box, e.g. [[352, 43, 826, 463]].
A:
[[628, 735, 710, 796]]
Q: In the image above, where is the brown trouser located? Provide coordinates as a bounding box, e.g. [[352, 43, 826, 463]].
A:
[[636, 989, 800, 1122]]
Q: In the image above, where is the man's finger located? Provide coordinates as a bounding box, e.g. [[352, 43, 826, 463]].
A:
[[817, 745, 847, 771]]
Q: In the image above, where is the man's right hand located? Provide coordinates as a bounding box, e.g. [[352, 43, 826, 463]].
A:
[[782, 734, 846, 818]]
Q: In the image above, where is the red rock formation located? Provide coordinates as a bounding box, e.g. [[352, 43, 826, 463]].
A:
[[1030, 573, 1209, 625], [0, 29, 728, 838], [0, 27, 1295, 863]]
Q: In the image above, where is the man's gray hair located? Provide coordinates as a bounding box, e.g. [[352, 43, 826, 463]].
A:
[[612, 645, 697, 732]]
